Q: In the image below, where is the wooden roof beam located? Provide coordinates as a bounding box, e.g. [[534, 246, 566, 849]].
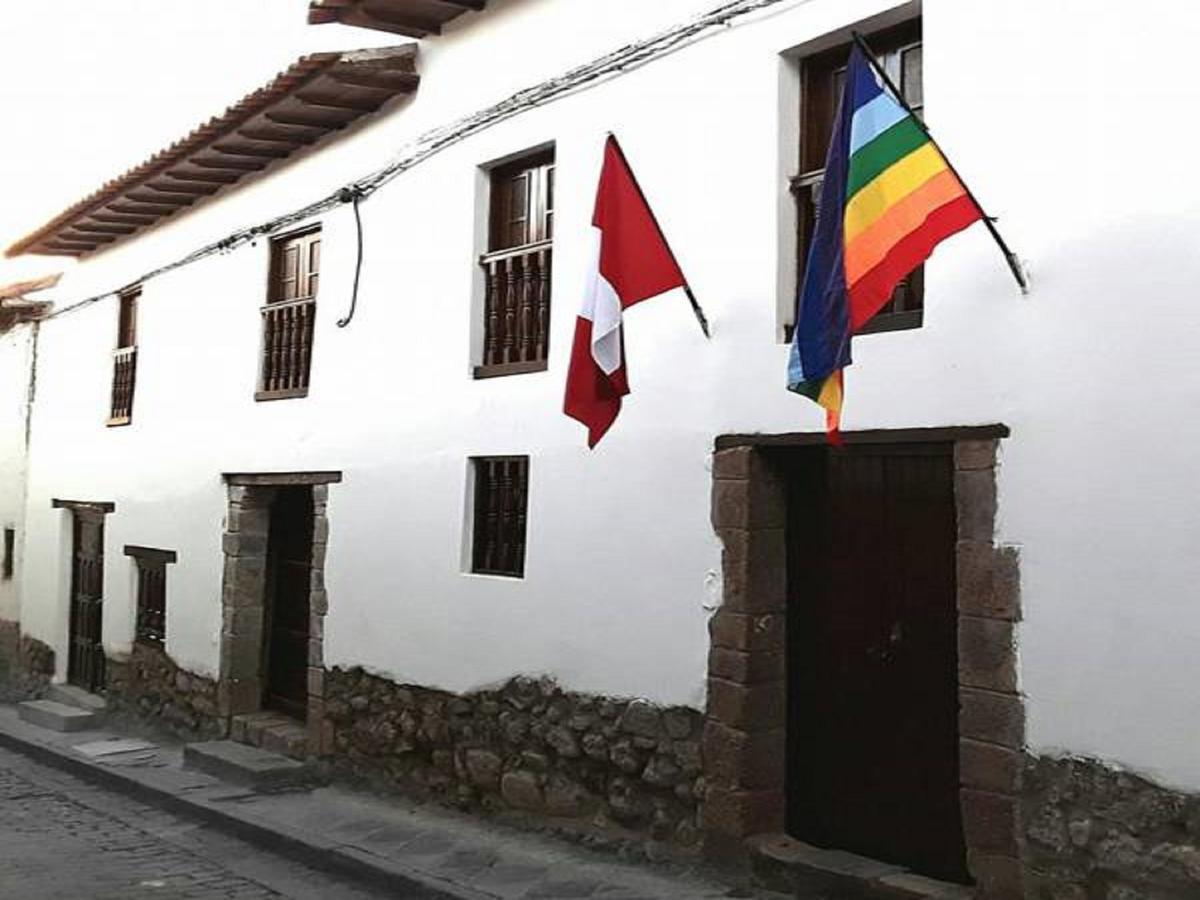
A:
[[327, 68, 419, 92], [263, 109, 353, 130], [165, 168, 243, 184], [211, 142, 293, 159], [91, 213, 157, 226], [61, 229, 117, 245], [125, 190, 197, 207], [294, 89, 390, 113], [144, 180, 222, 197], [190, 156, 271, 172], [237, 123, 326, 145], [110, 201, 186, 216], [331, 7, 430, 37], [71, 222, 138, 235]]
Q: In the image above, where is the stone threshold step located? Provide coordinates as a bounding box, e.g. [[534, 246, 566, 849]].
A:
[[748, 833, 973, 900], [183, 740, 317, 790], [17, 699, 104, 732], [46, 683, 107, 711]]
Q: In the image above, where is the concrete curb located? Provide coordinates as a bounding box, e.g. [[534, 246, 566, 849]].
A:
[[0, 724, 491, 900]]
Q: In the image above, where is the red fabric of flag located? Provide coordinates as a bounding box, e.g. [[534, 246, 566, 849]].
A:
[[564, 135, 688, 447]]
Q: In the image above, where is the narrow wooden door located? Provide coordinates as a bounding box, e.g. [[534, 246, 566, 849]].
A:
[[263, 487, 313, 720], [786, 443, 968, 883], [68, 511, 106, 693]]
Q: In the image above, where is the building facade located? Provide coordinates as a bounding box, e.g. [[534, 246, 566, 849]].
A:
[[2, 1, 1199, 897]]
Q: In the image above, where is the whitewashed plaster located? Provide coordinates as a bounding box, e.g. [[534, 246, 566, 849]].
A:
[[7, 0, 1200, 792]]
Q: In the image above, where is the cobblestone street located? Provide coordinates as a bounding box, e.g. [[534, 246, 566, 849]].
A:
[[0, 746, 389, 899]]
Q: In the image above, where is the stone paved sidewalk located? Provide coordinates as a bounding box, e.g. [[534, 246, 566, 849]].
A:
[[0, 705, 790, 900]]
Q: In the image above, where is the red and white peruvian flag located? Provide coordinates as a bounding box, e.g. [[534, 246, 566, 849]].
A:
[[564, 135, 691, 447]]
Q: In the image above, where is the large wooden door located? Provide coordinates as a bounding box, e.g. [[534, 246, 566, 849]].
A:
[[68, 511, 106, 693], [786, 443, 967, 883], [263, 487, 313, 720]]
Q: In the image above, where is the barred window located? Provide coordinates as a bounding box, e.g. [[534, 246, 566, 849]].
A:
[[2, 528, 13, 580], [124, 546, 176, 645], [471, 456, 529, 578]]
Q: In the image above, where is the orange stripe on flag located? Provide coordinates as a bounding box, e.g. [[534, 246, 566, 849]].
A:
[[843, 169, 968, 287], [848, 194, 981, 330]]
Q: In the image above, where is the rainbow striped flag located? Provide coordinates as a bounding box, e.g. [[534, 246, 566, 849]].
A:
[[788, 43, 982, 441]]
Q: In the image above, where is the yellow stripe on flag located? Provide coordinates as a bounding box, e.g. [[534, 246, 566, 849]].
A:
[[843, 169, 968, 286], [844, 142, 948, 243]]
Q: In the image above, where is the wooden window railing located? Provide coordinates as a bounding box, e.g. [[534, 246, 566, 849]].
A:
[[257, 296, 315, 400], [471, 456, 529, 578], [108, 346, 137, 425], [476, 240, 552, 378]]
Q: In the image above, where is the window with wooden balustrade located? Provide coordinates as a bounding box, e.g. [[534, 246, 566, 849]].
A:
[[124, 545, 176, 646], [470, 456, 529, 578], [258, 227, 320, 400], [108, 287, 139, 425], [476, 149, 554, 378], [789, 20, 923, 339]]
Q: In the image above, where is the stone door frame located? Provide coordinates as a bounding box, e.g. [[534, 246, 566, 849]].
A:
[[219, 471, 340, 756], [703, 427, 1025, 896]]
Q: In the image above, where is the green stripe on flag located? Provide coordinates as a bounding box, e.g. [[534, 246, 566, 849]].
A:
[[846, 117, 929, 200]]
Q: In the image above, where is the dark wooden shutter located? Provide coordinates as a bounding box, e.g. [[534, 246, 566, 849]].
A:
[[259, 228, 320, 400], [471, 456, 529, 577], [793, 20, 923, 336], [477, 151, 554, 378]]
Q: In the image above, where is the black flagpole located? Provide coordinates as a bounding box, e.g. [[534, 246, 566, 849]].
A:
[[607, 133, 712, 337], [851, 32, 1029, 294]]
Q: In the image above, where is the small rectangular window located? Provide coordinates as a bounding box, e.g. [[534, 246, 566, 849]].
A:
[[476, 149, 554, 379], [258, 227, 320, 401], [471, 456, 529, 578], [108, 287, 139, 425], [791, 20, 923, 337], [2, 528, 14, 580], [124, 545, 176, 645]]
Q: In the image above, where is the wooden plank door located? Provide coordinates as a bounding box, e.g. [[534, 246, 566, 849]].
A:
[[67, 511, 106, 693], [786, 443, 968, 883], [263, 487, 313, 720]]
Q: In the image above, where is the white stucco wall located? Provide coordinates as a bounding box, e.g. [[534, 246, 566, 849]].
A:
[[0, 325, 34, 622], [10, 0, 1200, 793]]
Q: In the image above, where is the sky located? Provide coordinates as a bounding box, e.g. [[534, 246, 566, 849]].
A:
[[0, 1, 398, 284]]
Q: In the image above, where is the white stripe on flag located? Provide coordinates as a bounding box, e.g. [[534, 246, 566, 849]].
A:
[[582, 226, 623, 375]]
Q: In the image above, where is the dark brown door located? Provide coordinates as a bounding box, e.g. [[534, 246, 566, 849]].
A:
[[785, 443, 967, 883], [68, 511, 106, 693], [263, 487, 313, 720]]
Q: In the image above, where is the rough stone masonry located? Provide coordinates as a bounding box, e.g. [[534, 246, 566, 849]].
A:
[[323, 667, 705, 849]]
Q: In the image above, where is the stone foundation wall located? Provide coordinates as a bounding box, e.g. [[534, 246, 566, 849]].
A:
[[106, 643, 223, 741], [0, 619, 54, 701], [323, 668, 704, 849], [1023, 755, 1200, 899]]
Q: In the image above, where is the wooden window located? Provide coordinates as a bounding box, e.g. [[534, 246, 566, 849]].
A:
[[477, 150, 554, 378], [2, 528, 13, 580], [258, 227, 320, 401], [108, 288, 139, 425], [124, 545, 176, 646], [471, 456, 529, 577], [791, 20, 923, 337]]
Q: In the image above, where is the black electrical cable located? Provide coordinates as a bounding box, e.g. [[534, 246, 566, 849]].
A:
[[336, 188, 365, 328]]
